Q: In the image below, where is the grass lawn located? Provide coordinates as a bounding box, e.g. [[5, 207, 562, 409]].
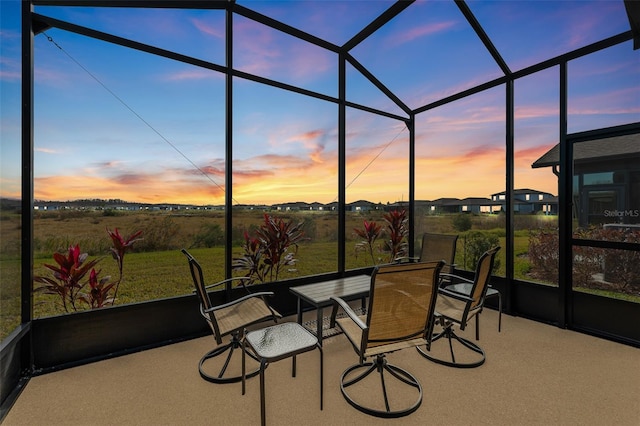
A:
[[2, 209, 637, 341]]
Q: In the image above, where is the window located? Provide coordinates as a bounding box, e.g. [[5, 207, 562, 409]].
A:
[[0, 0, 21, 341]]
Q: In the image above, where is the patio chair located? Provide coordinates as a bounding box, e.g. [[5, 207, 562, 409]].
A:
[[443, 280, 502, 338], [398, 233, 458, 283], [330, 260, 444, 418], [418, 246, 500, 368], [414, 233, 501, 337], [182, 249, 281, 384]]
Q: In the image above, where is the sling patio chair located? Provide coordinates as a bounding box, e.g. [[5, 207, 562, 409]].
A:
[[414, 233, 501, 337], [329, 261, 444, 418], [443, 278, 502, 338], [398, 233, 458, 285], [418, 246, 500, 368], [182, 249, 281, 384]]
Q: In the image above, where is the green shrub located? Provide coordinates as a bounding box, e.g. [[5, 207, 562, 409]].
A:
[[136, 216, 180, 251], [192, 223, 224, 248], [462, 231, 500, 271], [452, 214, 472, 232]]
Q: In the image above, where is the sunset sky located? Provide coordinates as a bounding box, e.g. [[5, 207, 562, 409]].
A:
[[1, 1, 638, 206]]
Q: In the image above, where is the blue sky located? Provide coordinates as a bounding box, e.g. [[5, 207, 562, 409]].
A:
[[1, 0, 638, 205]]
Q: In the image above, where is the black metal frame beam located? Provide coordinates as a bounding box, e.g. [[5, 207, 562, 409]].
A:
[[31, 13, 407, 124], [558, 61, 571, 328], [414, 30, 633, 115], [342, 0, 414, 52], [32, 0, 228, 8], [346, 53, 411, 117], [455, 0, 511, 76], [505, 80, 514, 315], [231, 3, 339, 53], [624, 0, 640, 49], [224, 5, 233, 285]]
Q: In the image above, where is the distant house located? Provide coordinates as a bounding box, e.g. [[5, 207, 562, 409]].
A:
[[532, 131, 640, 226], [347, 200, 381, 212], [460, 197, 502, 214], [416, 197, 499, 214], [490, 189, 557, 215], [274, 202, 306, 211], [426, 198, 464, 214]]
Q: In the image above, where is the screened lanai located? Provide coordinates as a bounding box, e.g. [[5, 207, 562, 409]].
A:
[[1, 0, 639, 418]]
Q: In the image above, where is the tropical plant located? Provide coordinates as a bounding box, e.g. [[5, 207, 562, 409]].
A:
[[232, 214, 305, 283], [382, 208, 408, 261], [354, 209, 408, 264], [354, 219, 383, 264], [233, 230, 267, 284], [33, 228, 142, 312], [107, 227, 143, 303]]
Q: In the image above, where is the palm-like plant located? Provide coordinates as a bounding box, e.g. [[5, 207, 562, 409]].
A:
[[354, 220, 383, 264], [33, 244, 101, 312], [107, 227, 143, 303], [382, 209, 408, 262], [233, 214, 305, 283], [33, 228, 142, 311], [232, 231, 267, 284], [354, 209, 408, 265]]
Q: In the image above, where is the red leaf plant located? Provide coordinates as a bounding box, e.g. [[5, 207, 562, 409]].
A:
[[354, 220, 383, 264], [233, 214, 305, 283], [232, 231, 267, 284], [107, 227, 143, 303], [382, 209, 408, 262], [354, 209, 408, 265], [33, 228, 142, 312]]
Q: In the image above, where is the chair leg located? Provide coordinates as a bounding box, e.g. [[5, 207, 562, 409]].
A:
[[497, 292, 502, 332], [340, 354, 422, 418], [418, 320, 485, 368], [200, 331, 262, 384]]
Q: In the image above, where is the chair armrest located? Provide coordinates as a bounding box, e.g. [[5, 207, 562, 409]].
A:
[[200, 276, 251, 292], [394, 256, 419, 263], [438, 286, 474, 303], [204, 291, 275, 313], [329, 296, 367, 330], [440, 273, 473, 287], [440, 273, 472, 284]]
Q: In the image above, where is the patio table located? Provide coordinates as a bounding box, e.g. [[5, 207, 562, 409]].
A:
[[289, 274, 370, 346]]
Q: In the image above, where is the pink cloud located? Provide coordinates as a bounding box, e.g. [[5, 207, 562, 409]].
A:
[[387, 21, 457, 47], [0, 57, 20, 81], [163, 69, 222, 81], [286, 129, 330, 163], [516, 144, 554, 162], [233, 17, 333, 83], [113, 173, 152, 186], [191, 18, 224, 39]]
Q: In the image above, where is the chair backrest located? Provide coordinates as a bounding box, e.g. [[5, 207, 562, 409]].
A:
[[366, 261, 444, 350], [182, 249, 213, 310], [466, 246, 501, 314], [182, 249, 221, 339], [419, 233, 458, 272]]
